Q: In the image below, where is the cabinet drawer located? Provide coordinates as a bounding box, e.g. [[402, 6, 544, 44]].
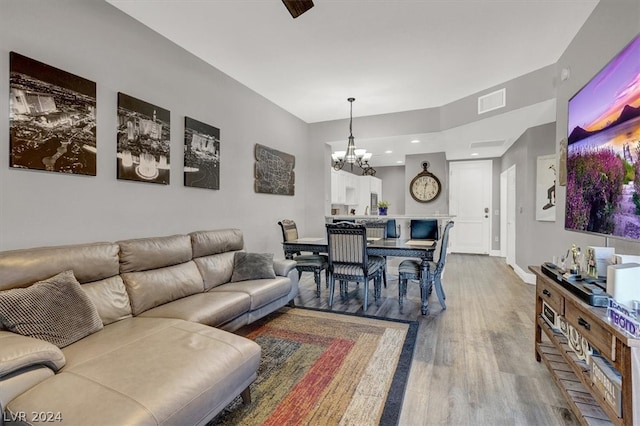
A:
[[564, 298, 614, 360], [537, 281, 564, 315]]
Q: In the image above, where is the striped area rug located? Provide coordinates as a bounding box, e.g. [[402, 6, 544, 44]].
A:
[[213, 307, 418, 425]]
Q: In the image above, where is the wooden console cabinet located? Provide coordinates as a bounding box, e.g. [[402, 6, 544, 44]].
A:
[[531, 266, 639, 425]]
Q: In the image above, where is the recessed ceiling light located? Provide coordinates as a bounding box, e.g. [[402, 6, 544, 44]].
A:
[[385, 150, 393, 154], [396, 160, 403, 164], [410, 139, 420, 144], [470, 152, 479, 156]]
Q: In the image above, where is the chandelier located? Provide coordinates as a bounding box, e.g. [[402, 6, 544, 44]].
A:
[[331, 98, 376, 176]]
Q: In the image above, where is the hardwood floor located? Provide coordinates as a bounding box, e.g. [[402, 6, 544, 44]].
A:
[[293, 254, 580, 426]]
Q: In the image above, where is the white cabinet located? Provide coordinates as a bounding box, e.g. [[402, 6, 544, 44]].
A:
[[331, 169, 346, 204], [332, 170, 382, 215]]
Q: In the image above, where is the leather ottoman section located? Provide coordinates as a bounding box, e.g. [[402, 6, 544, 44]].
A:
[[9, 319, 261, 426], [208, 276, 292, 310], [138, 292, 251, 328]]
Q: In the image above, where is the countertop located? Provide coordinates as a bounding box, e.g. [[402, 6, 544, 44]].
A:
[[326, 214, 454, 220]]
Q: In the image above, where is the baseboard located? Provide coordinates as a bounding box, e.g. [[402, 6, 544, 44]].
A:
[[489, 250, 501, 257], [513, 263, 536, 285]]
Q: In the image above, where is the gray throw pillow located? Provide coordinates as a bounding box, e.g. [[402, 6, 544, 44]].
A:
[[230, 252, 276, 282], [0, 270, 104, 348]]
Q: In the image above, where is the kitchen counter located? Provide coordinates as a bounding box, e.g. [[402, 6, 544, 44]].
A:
[[326, 214, 454, 221]]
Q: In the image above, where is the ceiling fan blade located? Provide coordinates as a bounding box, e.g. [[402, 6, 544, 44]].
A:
[[282, 0, 314, 19]]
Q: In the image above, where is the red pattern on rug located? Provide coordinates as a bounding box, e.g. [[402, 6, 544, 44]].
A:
[[262, 338, 354, 425]]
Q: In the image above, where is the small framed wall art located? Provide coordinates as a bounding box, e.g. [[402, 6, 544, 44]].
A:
[[116, 93, 170, 185], [9, 52, 97, 175], [184, 117, 220, 190]]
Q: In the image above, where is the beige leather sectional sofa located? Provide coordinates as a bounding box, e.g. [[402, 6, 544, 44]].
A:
[[0, 229, 298, 425]]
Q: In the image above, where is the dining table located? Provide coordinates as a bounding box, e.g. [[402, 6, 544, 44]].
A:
[[282, 237, 438, 315]]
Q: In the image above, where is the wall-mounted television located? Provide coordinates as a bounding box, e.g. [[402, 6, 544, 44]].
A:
[[565, 34, 640, 241]]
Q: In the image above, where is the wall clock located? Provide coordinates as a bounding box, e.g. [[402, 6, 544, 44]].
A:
[[409, 161, 442, 203]]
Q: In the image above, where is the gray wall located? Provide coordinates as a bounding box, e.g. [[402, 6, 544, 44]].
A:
[[546, 0, 640, 265], [501, 123, 558, 267], [374, 166, 405, 215], [0, 0, 310, 255], [404, 153, 449, 215]]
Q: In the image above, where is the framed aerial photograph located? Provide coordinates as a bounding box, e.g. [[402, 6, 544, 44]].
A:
[[9, 52, 97, 175], [254, 144, 295, 196], [116, 93, 170, 185], [184, 117, 220, 190]]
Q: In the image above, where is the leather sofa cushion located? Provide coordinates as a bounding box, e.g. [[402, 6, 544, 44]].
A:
[[190, 229, 243, 258], [8, 318, 261, 426], [118, 234, 193, 273], [81, 276, 133, 325], [0, 242, 120, 291], [209, 276, 292, 310], [138, 292, 251, 328], [121, 261, 204, 316], [193, 251, 236, 290]]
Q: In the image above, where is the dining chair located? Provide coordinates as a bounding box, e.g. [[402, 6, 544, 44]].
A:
[[386, 219, 401, 239], [355, 218, 389, 287], [325, 222, 385, 312], [278, 219, 328, 297], [398, 221, 454, 310], [410, 219, 439, 240]]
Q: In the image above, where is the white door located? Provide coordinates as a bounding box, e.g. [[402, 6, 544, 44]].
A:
[[449, 160, 492, 254]]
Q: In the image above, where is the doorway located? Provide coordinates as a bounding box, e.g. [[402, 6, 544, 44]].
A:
[[448, 160, 492, 254]]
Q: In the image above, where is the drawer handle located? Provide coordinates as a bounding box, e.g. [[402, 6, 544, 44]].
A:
[[542, 289, 551, 297], [578, 317, 591, 330]]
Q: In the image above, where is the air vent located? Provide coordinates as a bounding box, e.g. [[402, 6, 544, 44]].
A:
[[468, 140, 505, 149], [478, 88, 506, 114]]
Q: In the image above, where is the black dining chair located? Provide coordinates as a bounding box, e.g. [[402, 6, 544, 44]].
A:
[[386, 219, 401, 239], [410, 219, 439, 240], [278, 219, 328, 297], [325, 222, 385, 312], [398, 221, 454, 310]]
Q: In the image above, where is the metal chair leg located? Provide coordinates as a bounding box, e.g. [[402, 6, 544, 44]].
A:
[[328, 273, 335, 307], [434, 275, 446, 309], [314, 269, 321, 297]]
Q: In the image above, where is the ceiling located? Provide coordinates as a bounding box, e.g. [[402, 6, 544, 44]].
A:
[[107, 0, 599, 166]]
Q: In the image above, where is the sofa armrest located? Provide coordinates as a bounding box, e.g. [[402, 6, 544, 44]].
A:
[[273, 259, 296, 277], [0, 331, 65, 378]]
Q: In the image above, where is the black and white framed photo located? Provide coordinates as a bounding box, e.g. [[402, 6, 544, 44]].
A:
[[536, 154, 556, 221], [184, 117, 220, 190], [9, 52, 97, 175], [116, 93, 170, 185]]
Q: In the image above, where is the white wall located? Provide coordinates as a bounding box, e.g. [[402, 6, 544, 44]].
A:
[[0, 0, 310, 256]]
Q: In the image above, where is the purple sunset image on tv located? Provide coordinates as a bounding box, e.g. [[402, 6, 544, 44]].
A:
[[566, 34, 640, 241]]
